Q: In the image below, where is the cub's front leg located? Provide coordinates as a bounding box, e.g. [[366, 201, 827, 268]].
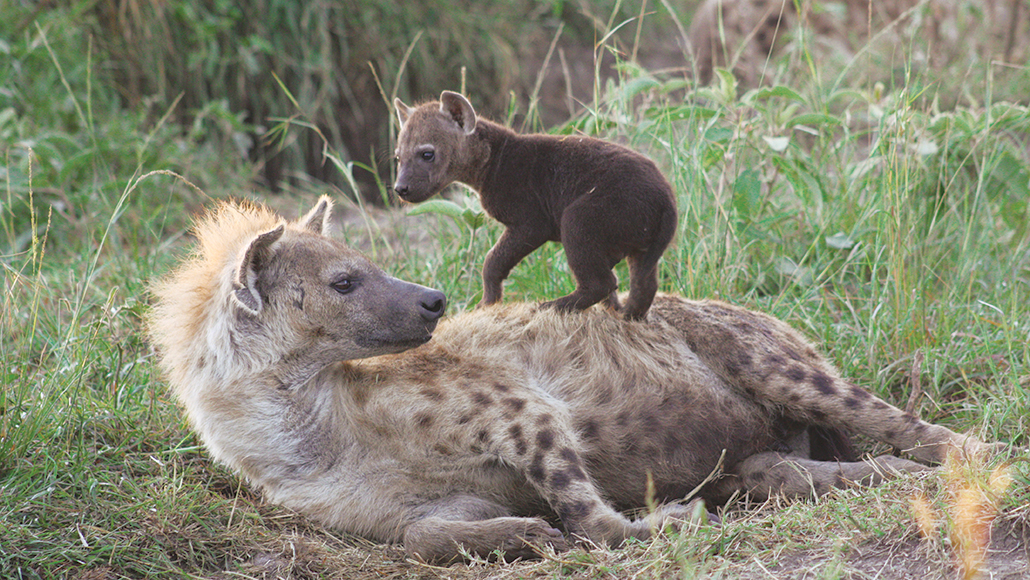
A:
[[481, 226, 552, 306]]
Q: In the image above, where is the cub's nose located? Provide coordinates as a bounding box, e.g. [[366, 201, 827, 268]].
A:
[[393, 183, 409, 198], [419, 290, 447, 322]]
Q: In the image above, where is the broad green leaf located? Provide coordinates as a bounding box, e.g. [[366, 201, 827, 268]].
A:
[[785, 113, 843, 128], [407, 199, 466, 220], [754, 86, 804, 102], [825, 232, 856, 250], [733, 168, 762, 219], [763, 136, 790, 152]]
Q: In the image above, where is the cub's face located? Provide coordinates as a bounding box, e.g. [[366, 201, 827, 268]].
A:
[[393, 107, 466, 203]]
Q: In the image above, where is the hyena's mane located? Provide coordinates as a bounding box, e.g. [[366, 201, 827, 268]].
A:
[[147, 200, 283, 403]]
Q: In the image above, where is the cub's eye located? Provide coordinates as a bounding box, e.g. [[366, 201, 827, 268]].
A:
[[420, 150, 435, 162], [331, 279, 355, 295]]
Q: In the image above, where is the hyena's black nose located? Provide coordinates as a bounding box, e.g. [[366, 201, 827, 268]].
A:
[[393, 183, 409, 198], [419, 290, 447, 322]]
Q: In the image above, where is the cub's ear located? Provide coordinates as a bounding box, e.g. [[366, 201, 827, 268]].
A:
[[395, 98, 417, 127], [439, 91, 477, 135], [233, 225, 285, 314], [299, 195, 332, 235]]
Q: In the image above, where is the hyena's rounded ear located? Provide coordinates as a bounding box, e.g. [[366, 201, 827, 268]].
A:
[[395, 98, 416, 127], [299, 195, 332, 235], [439, 91, 476, 135], [233, 224, 285, 314]]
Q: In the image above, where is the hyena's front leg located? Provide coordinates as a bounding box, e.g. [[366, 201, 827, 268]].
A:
[[478, 396, 684, 545], [401, 495, 567, 562]]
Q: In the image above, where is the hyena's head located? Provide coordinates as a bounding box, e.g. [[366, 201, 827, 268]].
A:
[[150, 196, 447, 391], [393, 91, 479, 203]]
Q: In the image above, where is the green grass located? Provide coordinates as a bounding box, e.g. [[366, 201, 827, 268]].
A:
[[2, 1, 1029, 578]]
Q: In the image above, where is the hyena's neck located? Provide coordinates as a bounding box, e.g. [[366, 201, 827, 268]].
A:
[[464, 119, 517, 193]]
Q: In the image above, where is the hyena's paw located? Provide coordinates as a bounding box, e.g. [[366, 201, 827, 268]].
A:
[[498, 518, 568, 559], [641, 498, 718, 534], [934, 436, 1014, 463]]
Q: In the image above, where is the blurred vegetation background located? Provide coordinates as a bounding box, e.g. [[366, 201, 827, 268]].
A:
[[2, 1, 1029, 577], [78, 0, 689, 198]]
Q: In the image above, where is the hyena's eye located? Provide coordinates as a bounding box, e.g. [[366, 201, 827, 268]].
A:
[[420, 150, 435, 162], [331, 279, 356, 295]]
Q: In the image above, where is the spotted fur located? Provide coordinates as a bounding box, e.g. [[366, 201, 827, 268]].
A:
[[148, 198, 1001, 563]]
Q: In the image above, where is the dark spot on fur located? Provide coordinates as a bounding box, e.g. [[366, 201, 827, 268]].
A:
[[580, 420, 601, 441], [529, 452, 546, 482], [885, 429, 896, 439], [433, 444, 453, 456], [471, 391, 493, 407], [457, 414, 472, 425], [738, 351, 752, 369], [415, 413, 434, 429], [766, 354, 786, 368], [902, 413, 918, 424], [811, 372, 835, 395], [550, 469, 571, 490], [556, 500, 592, 522], [536, 429, 555, 451], [559, 447, 582, 466], [785, 365, 807, 382], [509, 424, 528, 455], [477, 428, 490, 443], [783, 346, 804, 362], [197, 355, 207, 369], [493, 383, 511, 393], [420, 388, 444, 402], [535, 413, 552, 426], [502, 398, 526, 412], [873, 400, 890, 410], [844, 397, 862, 409], [616, 411, 630, 427], [810, 409, 827, 421], [848, 385, 872, 400]]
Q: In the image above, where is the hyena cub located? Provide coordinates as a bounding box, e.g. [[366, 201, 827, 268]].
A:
[[148, 197, 1006, 564], [394, 91, 678, 320]]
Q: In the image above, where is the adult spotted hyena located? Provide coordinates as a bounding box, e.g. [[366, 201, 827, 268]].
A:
[[148, 197, 1000, 562]]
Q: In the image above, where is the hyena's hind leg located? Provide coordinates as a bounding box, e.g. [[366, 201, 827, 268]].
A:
[[712, 452, 934, 501], [661, 299, 1003, 464]]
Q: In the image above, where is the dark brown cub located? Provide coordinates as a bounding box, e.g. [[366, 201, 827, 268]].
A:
[[394, 91, 678, 320]]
